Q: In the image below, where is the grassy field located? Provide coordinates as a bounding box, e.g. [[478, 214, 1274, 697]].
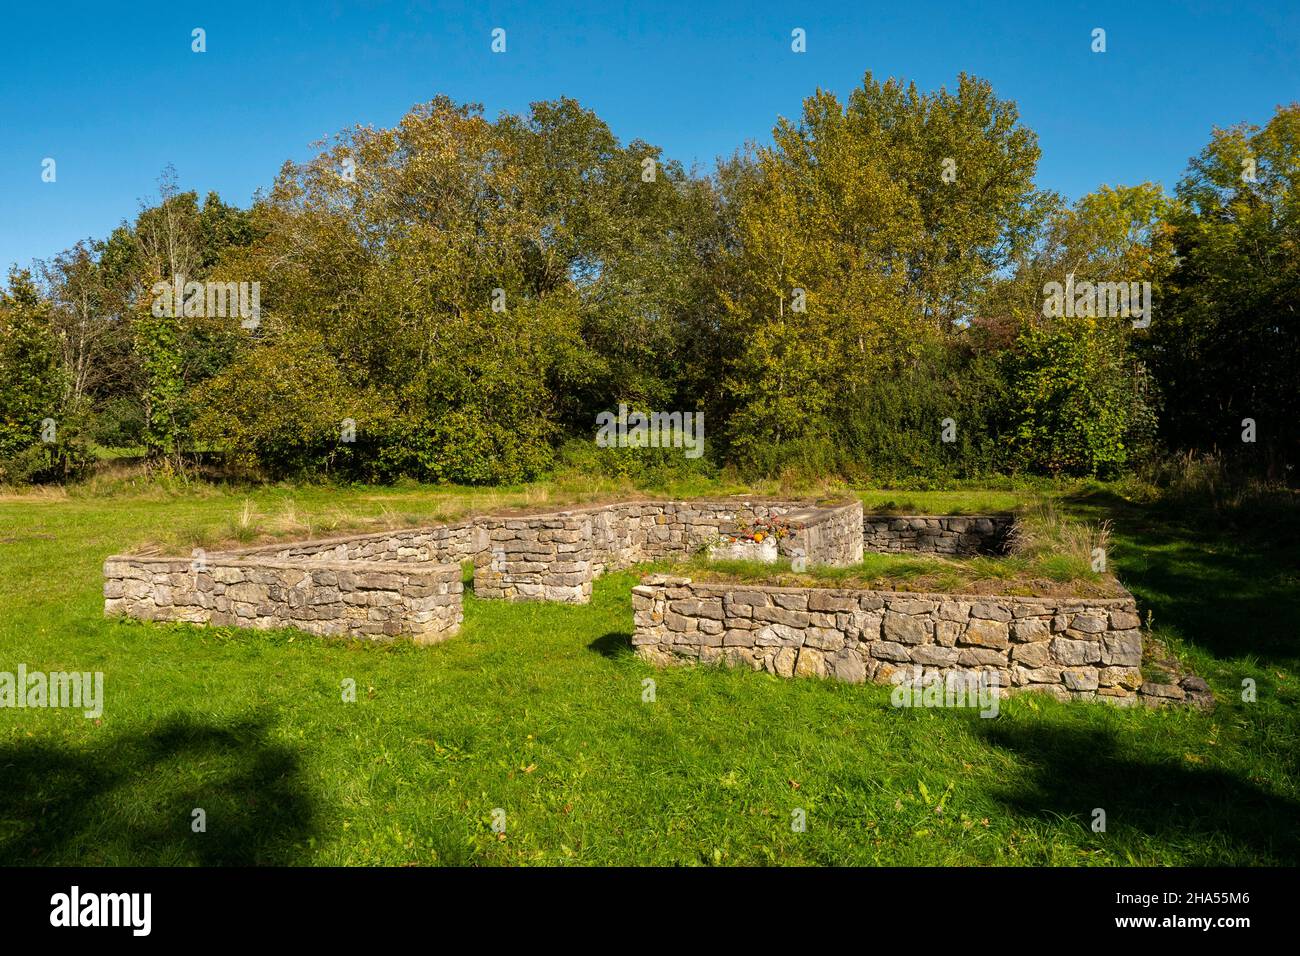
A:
[[0, 478, 1296, 865]]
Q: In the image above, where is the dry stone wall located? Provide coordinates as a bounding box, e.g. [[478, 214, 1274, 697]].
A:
[[466, 500, 863, 602], [103, 555, 462, 642], [103, 499, 1212, 708], [586, 499, 864, 569], [105, 498, 870, 637], [223, 498, 866, 578], [103, 499, 1032, 651], [630, 575, 1205, 706], [474, 513, 595, 603], [785, 502, 864, 565], [861, 514, 1013, 555], [229, 520, 485, 565]]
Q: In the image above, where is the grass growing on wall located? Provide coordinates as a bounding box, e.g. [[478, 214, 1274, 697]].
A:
[[0, 479, 1296, 865]]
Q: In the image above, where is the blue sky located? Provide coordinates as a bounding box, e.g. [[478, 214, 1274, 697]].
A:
[[2, 0, 1297, 273]]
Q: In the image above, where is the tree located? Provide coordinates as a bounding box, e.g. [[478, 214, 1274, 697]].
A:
[[1147, 104, 1300, 473], [718, 73, 1042, 472], [0, 270, 73, 481]]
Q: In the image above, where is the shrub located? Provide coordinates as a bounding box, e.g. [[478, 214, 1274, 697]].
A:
[[1007, 316, 1155, 477], [191, 331, 380, 479], [91, 396, 147, 449]]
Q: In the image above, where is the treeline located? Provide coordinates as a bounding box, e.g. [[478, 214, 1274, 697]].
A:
[[2, 74, 1296, 485]]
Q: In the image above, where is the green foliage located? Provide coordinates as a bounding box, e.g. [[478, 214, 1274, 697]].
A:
[[191, 331, 378, 479], [0, 272, 61, 457], [718, 72, 1043, 474], [91, 396, 146, 448], [367, 406, 556, 486], [132, 308, 188, 458], [554, 436, 718, 486], [0, 270, 90, 482], [1146, 105, 1300, 472], [1007, 316, 1154, 477], [3, 86, 1297, 487]]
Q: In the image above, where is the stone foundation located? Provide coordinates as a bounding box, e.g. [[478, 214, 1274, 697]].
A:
[[584, 499, 864, 570], [473, 514, 595, 603], [227, 520, 486, 565], [103, 555, 462, 643], [102, 500, 1050, 661], [222, 498, 866, 579], [104, 498, 873, 638], [861, 514, 1013, 555], [630, 575, 1209, 707]]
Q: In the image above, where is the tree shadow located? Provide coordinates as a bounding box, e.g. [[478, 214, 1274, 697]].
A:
[[1058, 487, 1300, 666], [0, 714, 318, 865], [588, 631, 633, 659], [975, 719, 1300, 864]]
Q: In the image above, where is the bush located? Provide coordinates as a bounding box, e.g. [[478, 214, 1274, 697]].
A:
[[1007, 317, 1155, 478], [191, 331, 379, 479], [91, 396, 147, 449], [728, 342, 1012, 483], [366, 409, 556, 486], [553, 435, 718, 486]]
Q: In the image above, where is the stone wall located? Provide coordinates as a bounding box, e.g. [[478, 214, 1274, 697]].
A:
[[105, 498, 870, 638], [861, 514, 1013, 556], [103, 555, 462, 643], [783, 502, 864, 566], [224, 498, 864, 577], [630, 575, 1185, 705], [228, 520, 485, 565], [586, 498, 864, 569], [464, 498, 865, 603], [226, 503, 1000, 571], [473, 514, 594, 603], [589, 500, 794, 568]]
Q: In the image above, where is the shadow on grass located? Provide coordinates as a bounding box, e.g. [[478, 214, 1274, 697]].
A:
[[1059, 487, 1300, 667], [976, 719, 1300, 864], [0, 714, 317, 866], [588, 631, 634, 659]]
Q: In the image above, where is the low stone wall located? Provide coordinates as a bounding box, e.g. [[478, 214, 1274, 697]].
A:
[[223, 498, 865, 579], [861, 514, 1013, 555], [464, 500, 864, 603], [631, 575, 1184, 705], [473, 514, 595, 603], [104, 498, 871, 637], [228, 520, 485, 565], [103, 555, 462, 642], [586, 498, 864, 568], [102, 499, 1027, 648], [226, 503, 998, 570], [783, 502, 864, 566]]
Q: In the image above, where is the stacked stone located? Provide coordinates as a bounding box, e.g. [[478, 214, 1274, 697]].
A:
[[473, 514, 595, 603], [596, 501, 732, 562], [234, 520, 485, 565], [861, 515, 1013, 555], [780, 501, 864, 565], [103, 556, 462, 643], [586, 499, 865, 566], [223, 498, 866, 581], [631, 576, 1188, 705]]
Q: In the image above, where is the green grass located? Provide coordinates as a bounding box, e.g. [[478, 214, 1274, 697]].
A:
[[0, 480, 1296, 865], [651, 551, 1120, 597]]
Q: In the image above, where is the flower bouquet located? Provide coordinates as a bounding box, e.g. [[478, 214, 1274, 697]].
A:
[[707, 518, 791, 564]]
